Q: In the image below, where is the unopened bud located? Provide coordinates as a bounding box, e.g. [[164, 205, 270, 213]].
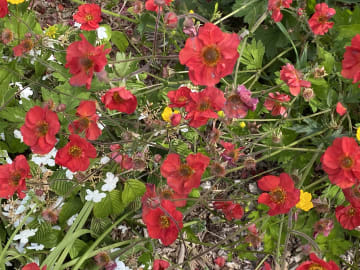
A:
[[302, 88, 314, 102], [164, 12, 178, 28], [1, 29, 13, 44], [55, 103, 66, 112]]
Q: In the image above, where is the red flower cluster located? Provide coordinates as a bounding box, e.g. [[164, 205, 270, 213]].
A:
[[341, 34, 360, 88], [296, 253, 339, 270], [145, 0, 172, 13], [179, 23, 240, 86], [258, 173, 300, 216], [55, 134, 97, 172], [0, 0, 8, 18], [308, 3, 336, 36], [101, 87, 137, 114], [280, 63, 311, 96], [214, 201, 244, 221], [21, 106, 60, 154], [268, 0, 292, 22], [264, 92, 291, 117], [65, 34, 110, 90], [0, 155, 31, 199], [69, 100, 101, 140], [153, 259, 170, 270], [73, 4, 102, 31]]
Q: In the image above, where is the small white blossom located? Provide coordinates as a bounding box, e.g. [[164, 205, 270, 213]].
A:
[[97, 26, 108, 40], [67, 214, 78, 226], [138, 113, 148, 120], [19, 87, 33, 103], [85, 189, 106, 203], [14, 229, 37, 245], [26, 243, 44, 251], [65, 169, 74, 180], [101, 172, 119, 192], [74, 22, 81, 28], [0, 133, 5, 140], [13, 129, 23, 142], [31, 148, 57, 172], [113, 258, 131, 270], [100, 156, 110, 164], [201, 181, 211, 190], [52, 225, 61, 230], [117, 225, 129, 234]]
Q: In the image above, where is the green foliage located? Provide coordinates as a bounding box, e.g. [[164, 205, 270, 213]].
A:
[[232, 0, 267, 27], [93, 190, 125, 218], [241, 39, 265, 70], [111, 31, 129, 52], [122, 179, 146, 206]]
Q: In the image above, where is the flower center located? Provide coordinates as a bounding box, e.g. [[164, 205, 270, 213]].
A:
[[80, 57, 93, 71], [85, 14, 94, 21], [309, 264, 325, 270], [269, 187, 286, 204], [348, 207, 356, 217], [23, 39, 34, 51], [201, 45, 220, 67], [160, 215, 170, 228], [69, 145, 82, 158], [341, 156, 353, 169], [112, 92, 124, 104], [36, 121, 49, 137], [79, 117, 90, 129], [318, 15, 327, 24], [11, 171, 22, 185], [177, 96, 188, 103], [179, 164, 194, 177]]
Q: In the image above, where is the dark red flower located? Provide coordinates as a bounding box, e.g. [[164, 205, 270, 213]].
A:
[[22, 263, 47, 270], [160, 153, 210, 195], [21, 105, 60, 155], [101, 87, 137, 114], [336, 102, 347, 116], [268, 0, 292, 22], [214, 201, 244, 221], [321, 137, 360, 189], [280, 64, 311, 96], [179, 23, 240, 86], [258, 173, 300, 216], [69, 100, 101, 140], [159, 186, 188, 208], [145, 0, 172, 12], [245, 224, 262, 248], [167, 86, 191, 108], [220, 141, 244, 165], [13, 38, 34, 57], [0, 0, 8, 18], [143, 199, 183, 246], [55, 134, 97, 172], [264, 92, 291, 117], [65, 34, 110, 90], [0, 155, 31, 199], [73, 4, 102, 31], [214, 256, 226, 267], [296, 253, 339, 270], [308, 3, 336, 36], [262, 262, 272, 270], [224, 85, 258, 119], [185, 86, 225, 128], [153, 259, 170, 270], [341, 34, 360, 88], [335, 205, 360, 230], [142, 184, 161, 217], [313, 218, 333, 238]]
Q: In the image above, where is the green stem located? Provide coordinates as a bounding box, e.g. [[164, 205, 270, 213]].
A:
[[276, 215, 285, 264], [213, 0, 259, 25]]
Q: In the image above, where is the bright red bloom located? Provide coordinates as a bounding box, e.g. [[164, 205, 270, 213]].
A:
[[101, 87, 137, 114], [153, 259, 170, 270], [268, 0, 292, 22], [224, 85, 258, 119], [145, 0, 172, 13], [13, 38, 34, 57], [55, 134, 97, 172], [336, 102, 347, 116], [65, 34, 110, 90], [341, 34, 360, 88], [167, 86, 191, 108], [214, 201, 244, 221], [0, 0, 8, 18], [280, 64, 311, 96], [308, 3, 336, 35], [179, 23, 240, 86], [69, 100, 101, 140], [214, 257, 226, 267], [22, 263, 47, 270], [335, 205, 360, 230], [21, 106, 60, 155], [143, 199, 183, 246], [185, 86, 225, 128], [160, 153, 210, 195], [0, 155, 31, 199], [296, 253, 339, 270], [321, 137, 360, 189], [343, 184, 360, 208], [220, 141, 244, 165], [73, 4, 102, 31], [258, 173, 300, 216], [264, 92, 291, 117], [262, 262, 272, 270]]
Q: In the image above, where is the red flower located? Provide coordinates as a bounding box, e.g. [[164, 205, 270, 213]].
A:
[[22, 263, 47, 270], [55, 134, 97, 172], [308, 3, 336, 35], [13, 38, 34, 57], [179, 23, 240, 86], [341, 34, 360, 88], [101, 87, 137, 114], [343, 184, 360, 208], [153, 259, 170, 270], [245, 224, 262, 248], [262, 262, 272, 270], [258, 173, 300, 216], [268, 0, 292, 22], [21, 106, 60, 155], [167, 86, 191, 108], [321, 137, 360, 189], [220, 141, 243, 165], [69, 100, 101, 140], [0, 0, 8, 18], [65, 34, 110, 90], [73, 4, 102, 31], [264, 92, 291, 117], [143, 199, 183, 246], [313, 218, 334, 238], [214, 256, 226, 267], [160, 153, 210, 195], [296, 253, 339, 270], [0, 155, 31, 199], [214, 201, 244, 221], [335, 205, 360, 230], [224, 85, 259, 119], [164, 12, 178, 28], [185, 86, 225, 128], [280, 64, 311, 96], [335, 102, 347, 116], [145, 0, 172, 13]]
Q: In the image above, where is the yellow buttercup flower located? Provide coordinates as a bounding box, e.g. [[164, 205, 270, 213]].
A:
[[45, 25, 58, 39], [296, 190, 313, 211], [7, 0, 25, 4], [356, 127, 360, 142], [217, 110, 224, 118], [240, 121, 246, 128], [161, 107, 179, 123]]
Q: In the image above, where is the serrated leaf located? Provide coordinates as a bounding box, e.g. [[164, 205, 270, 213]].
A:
[[122, 179, 146, 206], [109, 190, 125, 215], [111, 31, 129, 52], [90, 217, 112, 238], [59, 197, 83, 225], [0, 107, 25, 122], [50, 170, 76, 197], [93, 193, 112, 218], [114, 52, 138, 78], [69, 239, 88, 259], [241, 39, 265, 70]]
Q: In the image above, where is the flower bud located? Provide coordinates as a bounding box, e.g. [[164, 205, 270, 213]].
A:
[[55, 103, 66, 112], [302, 87, 314, 102], [1, 29, 13, 44], [133, 0, 144, 14], [164, 12, 178, 28]]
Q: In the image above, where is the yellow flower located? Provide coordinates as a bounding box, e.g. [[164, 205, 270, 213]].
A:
[[161, 107, 179, 123], [45, 25, 58, 39], [217, 110, 224, 118], [296, 190, 313, 211], [240, 121, 246, 128], [7, 0, 25, 4], [356, 127, 360, 142]]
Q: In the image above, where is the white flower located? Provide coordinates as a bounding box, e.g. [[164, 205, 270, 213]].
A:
[[0, 133, 5, 141], [65, 169, 74, 180], [14, 229, 37, 245], [97, 120, 105, 130], [101, 172, 119, 192], [31, 148, 57, 171], [74, 22, 81, 28], [100, 156, 110, 164], [200, 181, 211, 190], [138, 113, 148, 120], [13, 129, 23, 142], [117, 225, 129, 234], [85, 189, 106, 203], [26, 243, 44, 251], [19, 87, 33, 101], [67, 214, 78, 226], [97, 26, 108, 40], [114, 258, 131, 270]]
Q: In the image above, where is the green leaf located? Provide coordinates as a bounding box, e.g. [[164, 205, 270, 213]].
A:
[[90, 217, 112, 238], [231, 0, 266, 27], [113, 52, 138, 78], [241, 39, 265, 70], [317, 47, 335, 73], [69, 239, 88, 259], [50, 177, 76, 197], [0, 107, 25, 122], [111, 31, 129, 52], [59, 197, 83, 225], [93, 193, 112, 218], [122, 179, 146, 206], [109, 190, 125, 215]]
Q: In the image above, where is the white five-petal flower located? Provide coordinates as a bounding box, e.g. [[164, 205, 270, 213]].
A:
[[14, 229, 38, 245], [85, 189, 106, 203], [101, 172, 119, 192]]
